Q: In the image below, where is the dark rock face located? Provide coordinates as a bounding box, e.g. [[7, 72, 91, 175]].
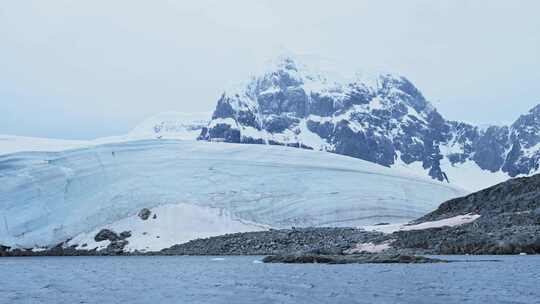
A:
[[0, 244, 11, 257], [119, 231, 132, 239], [93, 229, 131, 255], [94, 229, 119, 242], [417, 174, 540, 221], [392, 224, 540, 255], [472, 126, 509, 172], [105, 240, 129, 255], [390, 174, 540, 254], [502, 105, 540, 176], [200, 57, 540, 182], [138, 208, 152, 220]]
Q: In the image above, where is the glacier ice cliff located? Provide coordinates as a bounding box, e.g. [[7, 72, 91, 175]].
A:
[[0, 140, 464, 248]]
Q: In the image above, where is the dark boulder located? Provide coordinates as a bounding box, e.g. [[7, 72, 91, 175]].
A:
[[138, 208, 152, 220], [94, 229, 119, 242]]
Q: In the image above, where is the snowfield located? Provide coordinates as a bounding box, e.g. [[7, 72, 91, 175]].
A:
[[362, 213, 481, 234], [0, 135, 89, 155], [391, 155, 511, 193], [67, 203, 268, 252], [0, 139, 465, 249]]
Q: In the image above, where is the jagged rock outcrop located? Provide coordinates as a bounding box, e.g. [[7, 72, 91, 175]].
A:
[[503, 105, 540, 176], [94, 228, 131, 254], [200, 56, 540, 184], [94, 229, 120, 242], [138, 208, 152, 221]]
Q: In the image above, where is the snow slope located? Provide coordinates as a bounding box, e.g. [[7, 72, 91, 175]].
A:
[[0, 140, 465, 249], [67, 203, 268, 252], [362, 213, 481, 234], [0, 135, 89, 155], [391, 154, 511, 193]]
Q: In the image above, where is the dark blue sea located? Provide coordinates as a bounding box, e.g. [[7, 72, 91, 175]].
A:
[[0, 255, 538, 304]]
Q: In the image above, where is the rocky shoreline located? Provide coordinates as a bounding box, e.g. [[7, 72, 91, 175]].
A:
[[2, 222, 538, 257], [0, 228, 384, 257], [262, 254, 447, 264], [1, 223, 538, 257], [160, 227, 383, 256]]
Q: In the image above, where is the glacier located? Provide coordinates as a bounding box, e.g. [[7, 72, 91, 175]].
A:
[[0, 139, 465, 249]]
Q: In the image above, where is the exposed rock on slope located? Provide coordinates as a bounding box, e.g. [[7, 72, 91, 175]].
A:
[[160, 228, 381, 256], [390, 174, 540, 254]]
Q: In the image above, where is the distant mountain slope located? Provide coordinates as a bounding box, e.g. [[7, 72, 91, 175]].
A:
[[0, 140, 464, 249], [0, 112, 209, 156], [200, 56, 540, 191]]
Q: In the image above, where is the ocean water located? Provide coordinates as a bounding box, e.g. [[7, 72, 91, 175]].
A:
[[0, 255, 538, 304]]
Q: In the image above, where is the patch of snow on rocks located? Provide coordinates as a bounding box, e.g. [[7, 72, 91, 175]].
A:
[[345, 241, 393, 254], [362, 214, 481, 234], [68, 203, 268, 252]]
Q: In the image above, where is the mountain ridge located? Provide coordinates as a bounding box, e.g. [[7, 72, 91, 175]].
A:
[[199, 56, 540, 190]]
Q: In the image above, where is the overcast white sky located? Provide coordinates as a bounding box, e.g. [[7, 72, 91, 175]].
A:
[[1, 0, 539, 139]]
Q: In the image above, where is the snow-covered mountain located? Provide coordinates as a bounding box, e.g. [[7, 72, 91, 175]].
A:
[[0, 140, 463, 250], [128, 111, 210, 140], [200, 56, 540, 191], [3, 56, 538, 252]]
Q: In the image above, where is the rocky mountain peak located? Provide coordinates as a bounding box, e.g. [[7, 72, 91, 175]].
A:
[[200, 57, 540, 190], [511, 103, 540, 137], [377, 74, 431, 114]]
